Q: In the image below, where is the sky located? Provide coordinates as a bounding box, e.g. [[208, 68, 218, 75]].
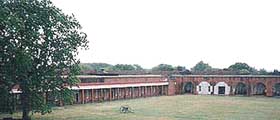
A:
[[52, 0, 280, 71]]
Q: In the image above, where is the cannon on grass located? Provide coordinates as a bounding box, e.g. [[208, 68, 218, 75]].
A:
[[119, 105, 134, 113]]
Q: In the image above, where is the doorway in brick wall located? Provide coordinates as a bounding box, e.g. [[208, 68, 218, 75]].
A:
[[235, 82, 247, 95], [218, 86, 225, 95], [184, 82, 193, 94], [274, 83, 280, 96], [255, 83, 266, 95]]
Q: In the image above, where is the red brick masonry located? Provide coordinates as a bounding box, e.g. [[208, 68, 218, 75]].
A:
[[70, 75, 280, 104]]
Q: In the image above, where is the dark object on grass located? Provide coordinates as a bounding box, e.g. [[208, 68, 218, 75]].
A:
[[119, 105, 134, 113]]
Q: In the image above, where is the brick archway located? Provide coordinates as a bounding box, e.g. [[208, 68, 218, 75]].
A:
[[254, 82, 266, 95], [273, 83, 280, 96], [183, 82, 194, 94], [235, 82, 247, 95]]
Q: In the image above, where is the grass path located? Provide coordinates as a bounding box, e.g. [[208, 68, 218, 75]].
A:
[[1, 95, 280, 120]]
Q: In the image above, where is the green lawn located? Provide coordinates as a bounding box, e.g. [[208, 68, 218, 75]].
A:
[[1, 95, 280, 120]]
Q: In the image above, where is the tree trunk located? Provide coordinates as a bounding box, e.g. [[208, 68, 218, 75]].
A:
[[21, 91, 31, 120]]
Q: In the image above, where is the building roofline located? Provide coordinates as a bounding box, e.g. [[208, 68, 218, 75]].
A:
[[77, 74, 280, 78], [77, 75, 163, 78], [70, 82, 169, 90], [172, 75, 280, 78]]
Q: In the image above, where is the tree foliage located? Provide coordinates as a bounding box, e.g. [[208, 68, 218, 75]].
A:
[[191, 61, 212, 72], [269, 69, 280, 75], [259, 68, 268, 75], [133, 64, 144, 71], [175, 66, 186, 71], [78, 62, 278, 75], [79, 63, 143, 72], [0, 0, 88, 119], [79, 63, 113, 72], [152, 64, 174, 71], [228, 62, 257, 75], [228, 62, 253, 71], [112, 64, 143, 71]]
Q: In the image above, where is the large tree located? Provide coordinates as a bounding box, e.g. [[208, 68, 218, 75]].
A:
[[0, 0, 88, 120]]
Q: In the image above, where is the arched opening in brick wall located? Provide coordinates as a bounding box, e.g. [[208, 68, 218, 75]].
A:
[[273, 83, 280, 96], [255, 83, 266, 95], [235, 82, 247, 95], [183, 82, 194, 94]]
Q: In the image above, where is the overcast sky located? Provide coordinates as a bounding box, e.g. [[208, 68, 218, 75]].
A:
[[52, 0, 280, 71]]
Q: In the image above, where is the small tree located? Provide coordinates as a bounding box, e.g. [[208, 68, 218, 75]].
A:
[[191, 61, 212, 72], [0, 0, 88, 120], [176, 66, 186, 71], [259, 68, 268, 75], [269, 69, 280, 75], [133, 64, 144, 70]]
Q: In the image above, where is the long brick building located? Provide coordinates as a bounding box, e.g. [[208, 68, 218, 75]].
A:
[[59, 75, 280, 104]]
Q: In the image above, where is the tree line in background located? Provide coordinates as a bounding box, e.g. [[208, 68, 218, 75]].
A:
[[80, 61, 280, 75], [79, 63, 144, 71]]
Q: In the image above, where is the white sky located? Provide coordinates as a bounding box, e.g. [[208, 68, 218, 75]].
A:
[[52, 0, 280, 71]]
